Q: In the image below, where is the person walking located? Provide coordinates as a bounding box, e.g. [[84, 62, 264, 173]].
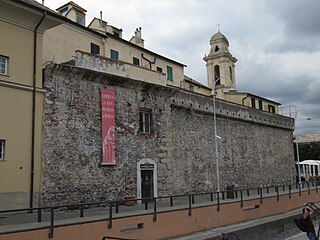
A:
[[302, 207, 317, 240]]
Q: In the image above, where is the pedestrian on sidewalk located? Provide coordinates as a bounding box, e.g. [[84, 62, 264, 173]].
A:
[[302, 206, 317, 240]]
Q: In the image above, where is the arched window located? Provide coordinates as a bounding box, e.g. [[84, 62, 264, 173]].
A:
[[229, 66, 233, 82], [214, 45, 219, 52], [214, 65, 220, 85]]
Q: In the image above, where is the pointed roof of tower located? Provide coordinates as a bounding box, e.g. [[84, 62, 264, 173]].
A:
[[210, 31, 229, 45]]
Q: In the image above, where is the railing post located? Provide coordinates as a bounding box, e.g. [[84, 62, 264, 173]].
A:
[[37, 208, 42, 223], [260, 187, 263, 204], [116, 201, 119, 213], [308, 182, 310, 194], [188, 195, 192, 216], [48, 207, 54, 238], [276, 186, 279, 201], [316, 182, 318, 193], [257, 188, 260, 195], [240, 190, 243, 208], [210, 193, 213, 202], [170, 196, 173, 207], [108, 202, 112, 229], [289, 185, 291, 199], [153, 198, 157, 222], [222, 191, 225, 200], [267, 187, 269, 194], [217, 192, 220, 211], [192, 194, 195, 204], [235, 190, 238, 199], [145, 200, 148, 210], [247, 189, 250, 197], [299, 183, 301, 196], [282, 185, 285, 191], [80, 205, 84, 218]]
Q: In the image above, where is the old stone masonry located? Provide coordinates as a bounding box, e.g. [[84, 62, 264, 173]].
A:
[[41, 63, 295, 206]]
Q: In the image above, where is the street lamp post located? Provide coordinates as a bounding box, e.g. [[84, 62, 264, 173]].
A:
[[294, 117, 312, 185], [294, 140, 302, 184], [212, 76, 233, 193]]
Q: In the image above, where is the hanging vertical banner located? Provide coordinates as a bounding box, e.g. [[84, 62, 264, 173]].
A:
[[101, 89, 116, 165]]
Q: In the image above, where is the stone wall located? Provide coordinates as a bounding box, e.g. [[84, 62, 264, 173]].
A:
[[41, 63, 295, 206]]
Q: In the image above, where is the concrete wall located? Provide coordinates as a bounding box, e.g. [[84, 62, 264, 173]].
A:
[[40, 63, 294, 206]]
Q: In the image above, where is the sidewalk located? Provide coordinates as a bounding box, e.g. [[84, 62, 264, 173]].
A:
[[0, 184, 317, 239]]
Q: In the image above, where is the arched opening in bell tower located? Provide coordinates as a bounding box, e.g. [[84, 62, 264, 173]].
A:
[[214, 65, 220, 85]]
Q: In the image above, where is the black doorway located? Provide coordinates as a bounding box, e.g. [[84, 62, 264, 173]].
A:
[[141, 170, 154, 202]]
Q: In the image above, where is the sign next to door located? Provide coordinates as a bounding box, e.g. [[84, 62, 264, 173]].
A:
[[101, 89, 116, 165]]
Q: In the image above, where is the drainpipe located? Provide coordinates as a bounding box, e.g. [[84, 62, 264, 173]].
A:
[[30, 12, 46, 209], [241, 95, 249, 106]]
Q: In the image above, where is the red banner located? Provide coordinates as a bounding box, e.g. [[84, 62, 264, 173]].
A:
[[101, 89, 116, 165]]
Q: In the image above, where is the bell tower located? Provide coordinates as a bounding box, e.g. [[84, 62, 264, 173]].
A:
[[203, 31, 237, 90]]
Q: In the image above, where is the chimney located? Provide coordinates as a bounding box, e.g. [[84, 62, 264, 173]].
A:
[[42, 0, 44, 5], [135, 27, 142, 44], [100, 11, 103, 28]]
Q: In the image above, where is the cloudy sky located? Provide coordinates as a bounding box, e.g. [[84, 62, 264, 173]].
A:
[[42, 0, 320, 135]]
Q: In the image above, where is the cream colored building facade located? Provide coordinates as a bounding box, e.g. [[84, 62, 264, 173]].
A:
[[0, 0, 62, 209], [43, 2, 186, 89]]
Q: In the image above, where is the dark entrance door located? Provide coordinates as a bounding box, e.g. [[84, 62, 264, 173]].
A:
[[141, 170, 154, 202]]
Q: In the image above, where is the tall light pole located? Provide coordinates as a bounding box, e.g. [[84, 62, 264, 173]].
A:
[[212, 76, 233, 193], [294, 139, 302, 184], [294, 117, 312, 185]]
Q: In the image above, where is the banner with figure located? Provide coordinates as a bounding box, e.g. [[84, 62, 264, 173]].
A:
[[101, 89, 116, 165]]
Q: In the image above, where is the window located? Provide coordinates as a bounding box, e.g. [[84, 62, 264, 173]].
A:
[[76, 14, 85, 26], [251, 98, 256, 108], [139, 110, 152, 133], [0, 140, 5, 160], [113, 32, 120, 38], [229, 66, 233, 82], [59, 7, 68, 16], [110, 49, 119, 60], [0, 55, 8, 75], [90, 43, 100, 55], [133, 57, 140, 66], [268, 105, 276, 113], [156, 67, 162, 73], [167, 66, 173, 81], [189, 85, 194, 92], [258, 100, 263, 110]]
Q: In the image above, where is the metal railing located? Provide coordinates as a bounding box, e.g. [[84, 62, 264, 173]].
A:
[[0, 181, 318, 238]]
